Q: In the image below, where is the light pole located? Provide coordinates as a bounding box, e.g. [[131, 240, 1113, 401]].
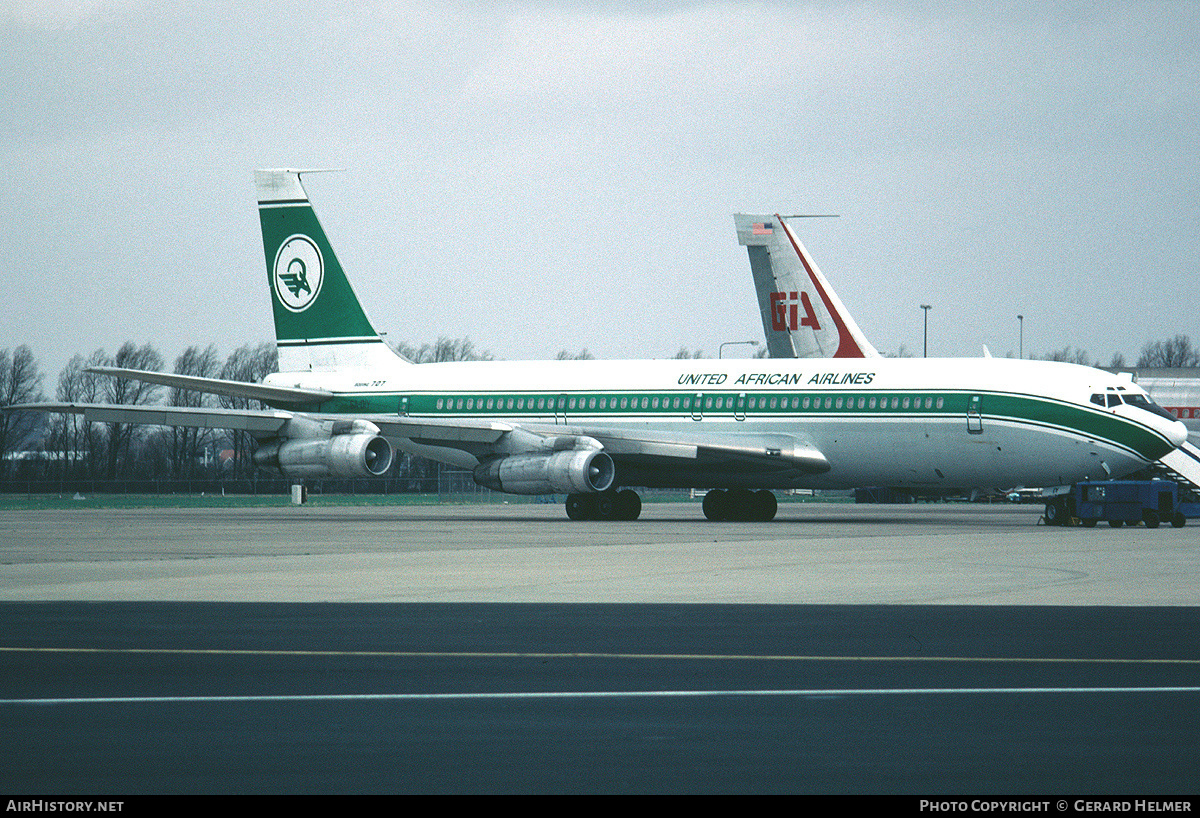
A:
[[1018, 314, 1024, 359], [920, 305, 932, 358], [719, 341, 758, 359]]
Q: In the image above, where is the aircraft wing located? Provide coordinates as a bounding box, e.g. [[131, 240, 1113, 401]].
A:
[[366, 415, 834, 485], [584, 427, 831, 476], [10, 400, 522, 448], [361, 415, 831, 474], [11, 401, 831, 480], [85, 367, 334, 405], [12, 402, 297, 435], [371, 416, 515, 445], [11, 402, 513, 443]]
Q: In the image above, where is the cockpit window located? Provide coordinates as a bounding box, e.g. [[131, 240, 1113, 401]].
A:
[[1090, 394, 1105, 407], [1124, 393, 1178, 422], [1106, 394, 1122, 408]]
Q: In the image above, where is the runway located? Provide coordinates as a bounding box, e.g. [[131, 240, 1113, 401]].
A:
[[1, 502, 1198, 794], [3, 601, 1200, 794]]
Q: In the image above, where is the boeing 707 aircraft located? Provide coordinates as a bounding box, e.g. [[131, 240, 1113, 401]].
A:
[[13, 170, 1187, 522]]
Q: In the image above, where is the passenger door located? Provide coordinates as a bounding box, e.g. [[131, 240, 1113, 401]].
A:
[[967, 394, 983, 434]]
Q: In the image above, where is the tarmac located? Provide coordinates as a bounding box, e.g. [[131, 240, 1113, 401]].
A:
[[1, 502, 1196, 604]]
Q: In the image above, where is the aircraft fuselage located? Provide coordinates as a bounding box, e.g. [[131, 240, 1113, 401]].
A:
[[265, 355, 1183, 492]]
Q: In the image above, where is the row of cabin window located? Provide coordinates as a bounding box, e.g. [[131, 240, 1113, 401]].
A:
[[431, 394, 949, 412]]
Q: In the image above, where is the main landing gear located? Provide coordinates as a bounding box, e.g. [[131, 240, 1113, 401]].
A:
[[564, 488, 781, 522], [566, 489, 642, 521], [702, 489, 778, 522]]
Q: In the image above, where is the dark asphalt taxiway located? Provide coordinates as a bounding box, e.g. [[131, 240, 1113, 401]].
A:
[[2, 601, 1199, 794]]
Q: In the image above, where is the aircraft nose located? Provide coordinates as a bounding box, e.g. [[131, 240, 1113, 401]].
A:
[[1166, 418, 1188, 449]]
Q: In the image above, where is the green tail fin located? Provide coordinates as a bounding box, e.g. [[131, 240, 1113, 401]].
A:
[[255, 169, 406, 372]]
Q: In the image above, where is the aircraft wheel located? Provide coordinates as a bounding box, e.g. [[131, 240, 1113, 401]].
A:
[[566, 493, 595, 521], [702, 489, 728, 521], [595, 491, 618, 520], [726, 488, 754, 521], [752, 490, 778, 522], [615, 489, 642, 521], [1082, 518, 1097, 528], [1143, 509, 1161, 529], [1108, 519, 1123, 528], [1172, 512, 1186, 528]]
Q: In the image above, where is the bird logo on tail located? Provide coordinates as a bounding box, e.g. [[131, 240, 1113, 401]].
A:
[[272, 234, 324, 312]]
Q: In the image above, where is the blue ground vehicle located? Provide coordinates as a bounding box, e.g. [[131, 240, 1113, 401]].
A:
[[1044, 480, 1188, 528]]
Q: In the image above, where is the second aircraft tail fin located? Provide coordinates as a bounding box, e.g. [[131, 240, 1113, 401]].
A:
[[735, 214, 878, 359]]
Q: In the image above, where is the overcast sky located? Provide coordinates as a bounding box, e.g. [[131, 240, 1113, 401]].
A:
[[2, 0, 1197, 383]]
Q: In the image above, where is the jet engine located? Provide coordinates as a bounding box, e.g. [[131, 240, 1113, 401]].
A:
[[254, 419, 394, 479], [473, 449, 615, 495]]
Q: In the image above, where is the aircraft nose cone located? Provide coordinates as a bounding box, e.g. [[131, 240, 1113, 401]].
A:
[[1167, 418, 1188, 449]]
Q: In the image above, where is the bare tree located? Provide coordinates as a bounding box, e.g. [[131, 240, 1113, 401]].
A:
[[0, 345, 46, 475], [394, 337, 494, 363], [1137, 335, 1199, 368], [672, 347, 705, 359], [556, 348, 595, 360], [1041, 346, 1092, 366], [51, 351, 111, 478], [54, 355, 88, 477], [219, 342, 278, 478], [168, 345, 221, 477], [99, 342, 164, 477]]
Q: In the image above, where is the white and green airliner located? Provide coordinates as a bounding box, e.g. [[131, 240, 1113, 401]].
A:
[[25, 169, 1188, 521]]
